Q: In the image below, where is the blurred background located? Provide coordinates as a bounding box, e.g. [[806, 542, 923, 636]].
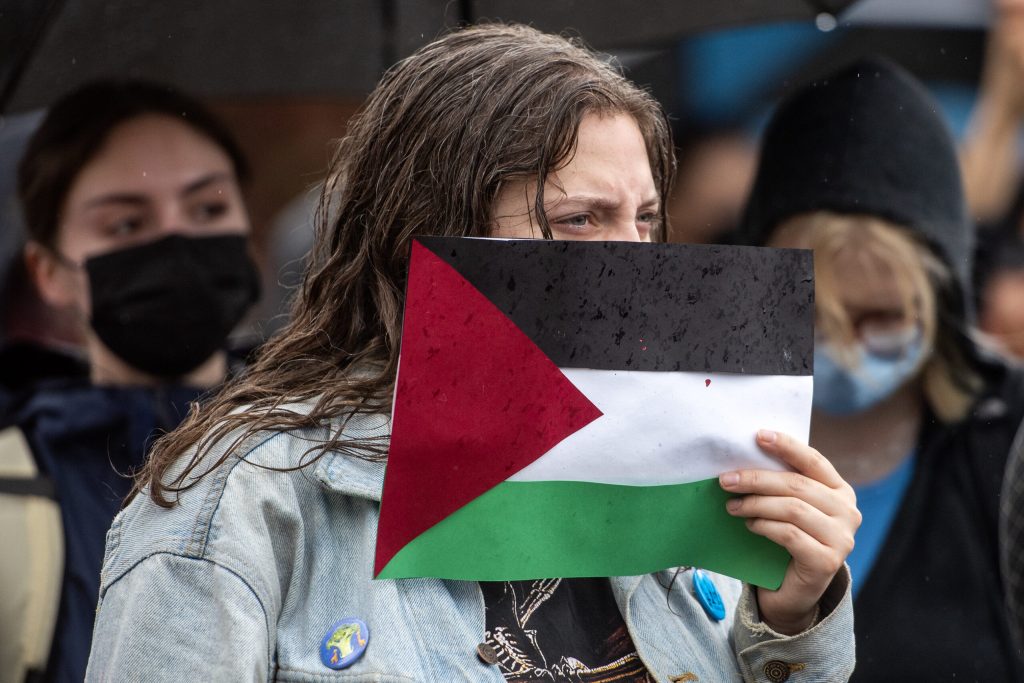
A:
[[1, 0, 1018, 344]]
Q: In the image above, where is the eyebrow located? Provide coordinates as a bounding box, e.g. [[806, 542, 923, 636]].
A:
[[181, 171, 233, 196], [843, 302, 907, 318], [82, 172, 234, 209], [555, 193, 661, 211], [83, 193, 148, 209]]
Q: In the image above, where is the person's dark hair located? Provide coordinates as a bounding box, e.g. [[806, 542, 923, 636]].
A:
[[17, 79, 249, 248], [975, 178, 1024, 314], [975, 228, 1024, 313], [138, 22, 673, 507]]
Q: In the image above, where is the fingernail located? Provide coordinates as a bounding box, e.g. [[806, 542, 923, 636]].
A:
[[757, 429, 777, 444], [726, 498, 741, 512], [720, 472, 740, 487]]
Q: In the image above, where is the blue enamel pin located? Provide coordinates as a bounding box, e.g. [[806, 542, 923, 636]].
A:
[[320, 617, 370, 670], [692, 569, 726, 621]]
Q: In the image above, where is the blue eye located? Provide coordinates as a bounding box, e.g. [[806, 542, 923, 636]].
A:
[[561, 214, 589, 227]]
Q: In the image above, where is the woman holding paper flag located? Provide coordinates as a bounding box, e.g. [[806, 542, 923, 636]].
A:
[[87, 24, 859, 681], [740, 58, 1024, 680]]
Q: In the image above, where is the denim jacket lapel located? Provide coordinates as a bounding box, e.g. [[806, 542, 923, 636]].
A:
[[311, 411, 391, 502]]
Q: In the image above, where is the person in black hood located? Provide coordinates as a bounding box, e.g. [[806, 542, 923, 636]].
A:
[[0, 80, 260, 682], [738, 57, 1024, 680]]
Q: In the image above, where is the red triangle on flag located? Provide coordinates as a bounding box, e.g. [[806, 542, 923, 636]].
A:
[[374, 240, 603, 576]]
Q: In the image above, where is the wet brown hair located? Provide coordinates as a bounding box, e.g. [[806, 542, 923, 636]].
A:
[[139, 23, 674, 506]]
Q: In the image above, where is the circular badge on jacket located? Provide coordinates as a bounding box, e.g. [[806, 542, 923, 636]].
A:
[[320, 617, 370, 669]]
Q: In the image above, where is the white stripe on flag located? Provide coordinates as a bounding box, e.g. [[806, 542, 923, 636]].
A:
[[508, 369, 812, 486]]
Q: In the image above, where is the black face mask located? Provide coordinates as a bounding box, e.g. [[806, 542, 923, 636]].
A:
[[84, 233, 260, 378]]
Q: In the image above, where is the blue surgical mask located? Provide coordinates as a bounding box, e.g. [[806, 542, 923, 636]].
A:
[[812, 332, 926, 416]]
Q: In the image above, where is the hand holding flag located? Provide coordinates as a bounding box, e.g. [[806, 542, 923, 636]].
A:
[[721, 429, 860, 634], [376, 237, 827, 588]]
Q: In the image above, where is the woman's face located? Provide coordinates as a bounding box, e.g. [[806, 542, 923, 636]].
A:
[[770, 218, 933, 416], [491, 113, 660, 242], [36, 113, 249, 315], [769, 220, 917, 348]]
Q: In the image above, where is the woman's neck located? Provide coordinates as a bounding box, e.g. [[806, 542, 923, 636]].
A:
[[809, 380, 924, 486], [87, 335, 228, 389]]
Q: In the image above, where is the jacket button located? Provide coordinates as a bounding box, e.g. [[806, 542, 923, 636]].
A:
[[476, 642, 500, 665], [763, 660, 792, 682]]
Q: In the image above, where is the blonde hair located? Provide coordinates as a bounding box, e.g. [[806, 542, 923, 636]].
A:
[[775, 211, 980, 422]]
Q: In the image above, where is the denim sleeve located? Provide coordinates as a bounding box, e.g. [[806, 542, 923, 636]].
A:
[[732, 566, 855, 682], [85, 552, 272, 682]]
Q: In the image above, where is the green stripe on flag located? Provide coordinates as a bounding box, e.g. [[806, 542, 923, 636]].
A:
[[377, 477, 789, 588]]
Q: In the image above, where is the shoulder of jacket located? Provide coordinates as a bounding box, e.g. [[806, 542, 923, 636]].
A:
[[104, 427, 312, 567]]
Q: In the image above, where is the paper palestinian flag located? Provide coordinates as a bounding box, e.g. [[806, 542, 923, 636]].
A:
[[375, 237, 814, 588]]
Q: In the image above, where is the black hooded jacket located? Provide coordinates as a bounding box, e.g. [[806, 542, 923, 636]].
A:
[[740, 57, 1024, 680], [852, 357, 1024, 680]]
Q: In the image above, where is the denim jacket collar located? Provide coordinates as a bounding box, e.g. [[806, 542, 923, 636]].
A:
[[313, 448, 386, 501], [310, 411, 391, 502]]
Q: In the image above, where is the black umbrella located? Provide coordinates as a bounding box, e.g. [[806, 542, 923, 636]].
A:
[[460, 0, 857, 50], [2, 0, 395, 111], [2, 0, 858, 113]]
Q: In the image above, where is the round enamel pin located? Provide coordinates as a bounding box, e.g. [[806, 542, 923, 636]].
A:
[[692, 569, 726, 621], [320, 617, 370, 670]]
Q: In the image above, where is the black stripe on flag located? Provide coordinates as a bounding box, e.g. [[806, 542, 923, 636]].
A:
[[418, 237, 813, 375]]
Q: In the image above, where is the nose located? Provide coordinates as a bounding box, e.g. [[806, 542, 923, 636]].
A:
[[606, 220, 647, 243], [155, 207, 199, 237]]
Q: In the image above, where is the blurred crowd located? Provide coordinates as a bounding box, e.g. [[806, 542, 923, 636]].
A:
[[4, 3, 1024, 682]]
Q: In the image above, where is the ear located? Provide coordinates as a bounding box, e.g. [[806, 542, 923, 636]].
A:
[[24, 241, 78, 309]]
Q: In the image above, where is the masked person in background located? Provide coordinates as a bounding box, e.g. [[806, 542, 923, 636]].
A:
[[738, 57, 1024, 681], [0, 81, 260, 683]]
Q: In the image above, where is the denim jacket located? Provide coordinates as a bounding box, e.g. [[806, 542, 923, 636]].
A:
[[86, 409, 855, 682]]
